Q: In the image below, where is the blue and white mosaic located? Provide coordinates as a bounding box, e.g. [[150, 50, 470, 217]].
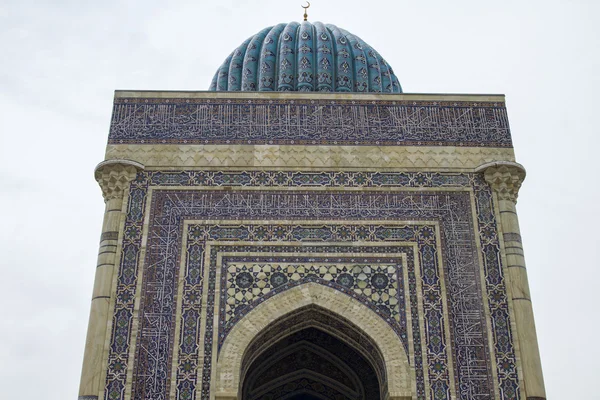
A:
[[224, 261, 402, 325], [109, 98, 513, 147], [208, 22, 402, 93], [103, 171, 519, 400]]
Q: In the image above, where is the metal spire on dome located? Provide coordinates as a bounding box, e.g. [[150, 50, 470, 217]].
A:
[[302, 1, 310, 21]]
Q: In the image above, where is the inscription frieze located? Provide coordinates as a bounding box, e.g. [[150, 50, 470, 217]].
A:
[[109, 98, 513, 147]]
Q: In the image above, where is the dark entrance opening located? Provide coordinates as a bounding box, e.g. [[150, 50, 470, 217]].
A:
[[241, 327, 381, 400]]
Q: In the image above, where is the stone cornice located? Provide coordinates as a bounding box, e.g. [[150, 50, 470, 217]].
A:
[[94, 159, 145, 202], [477, 161, 526, 203], [105, 144, 515, 170], [114, 90, 506, 103]]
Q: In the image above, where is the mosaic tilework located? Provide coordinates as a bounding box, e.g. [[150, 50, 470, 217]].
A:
[[215, 252, 410, 352], [204, 236, 448, 398], [224, 262, 401, 323], [472, 178, 519, 400], [203, 242, 428, 399], [103, 171, 520, 400], [209, 22, 402, 93], [173, 227, 204, 400], [109, 98, 513, 147]]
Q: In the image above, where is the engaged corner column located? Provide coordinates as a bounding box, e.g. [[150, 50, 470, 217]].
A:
[[479, 161, 546, 400], [78, 159, 144, 400]]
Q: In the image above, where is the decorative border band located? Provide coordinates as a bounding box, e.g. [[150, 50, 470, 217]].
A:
[[109, 98, 512, 147]]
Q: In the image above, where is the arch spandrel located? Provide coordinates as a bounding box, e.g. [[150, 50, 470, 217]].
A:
[[214, 282, 414, 400]]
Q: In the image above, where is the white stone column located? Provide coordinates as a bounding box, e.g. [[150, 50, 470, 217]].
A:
[[478, 161, 546, 400], [78, 160, 144, 400]]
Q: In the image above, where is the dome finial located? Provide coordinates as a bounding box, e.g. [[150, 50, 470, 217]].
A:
[[301, 1, 310, 21]]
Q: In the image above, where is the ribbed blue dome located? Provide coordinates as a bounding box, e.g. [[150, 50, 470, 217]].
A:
[[209, 21, 402, 93]]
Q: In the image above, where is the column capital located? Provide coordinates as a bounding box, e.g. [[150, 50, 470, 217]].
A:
[[476, 161, 526, 203], [94, 159, 145, 202]]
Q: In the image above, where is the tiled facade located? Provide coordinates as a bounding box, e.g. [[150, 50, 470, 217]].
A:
[[109, 97, 511, 147], [79, 92, 545, 400]]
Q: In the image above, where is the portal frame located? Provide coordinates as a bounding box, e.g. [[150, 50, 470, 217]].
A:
[[214, 283, 414, 400]]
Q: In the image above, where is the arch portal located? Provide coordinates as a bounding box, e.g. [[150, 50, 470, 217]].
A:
[[242, 327, 379, 400], [214, 283, 413, 400]]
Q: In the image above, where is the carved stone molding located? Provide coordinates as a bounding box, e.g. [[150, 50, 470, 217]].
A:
[[105, 144, 516, 170], [94, 159, 144, 202], [476, 161, 526, 203]]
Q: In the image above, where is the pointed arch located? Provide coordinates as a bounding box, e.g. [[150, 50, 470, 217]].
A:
[[243, 340, 366, 400], [214, 282, 413, 400]]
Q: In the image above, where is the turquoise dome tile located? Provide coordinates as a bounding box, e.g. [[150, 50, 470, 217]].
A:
[[209, 21, 402, 93]]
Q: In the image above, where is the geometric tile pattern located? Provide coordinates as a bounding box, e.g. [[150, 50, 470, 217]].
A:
[[218, 251, 410, 397], [103, 170, 520, 400], [213, 247, 415, 397], [109, 97, 513, 147], [209, 22, 402, 93], [224, 262, 401, 323], [218, 254, 409, 352]]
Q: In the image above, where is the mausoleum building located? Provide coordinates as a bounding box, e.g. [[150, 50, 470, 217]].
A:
[[78, 20, 546, 400]]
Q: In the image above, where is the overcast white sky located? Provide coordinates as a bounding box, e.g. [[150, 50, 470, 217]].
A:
[[0, 0, 598, 398]]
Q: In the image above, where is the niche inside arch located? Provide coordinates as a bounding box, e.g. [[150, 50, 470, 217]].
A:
[[239, 305, 386, 400]]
